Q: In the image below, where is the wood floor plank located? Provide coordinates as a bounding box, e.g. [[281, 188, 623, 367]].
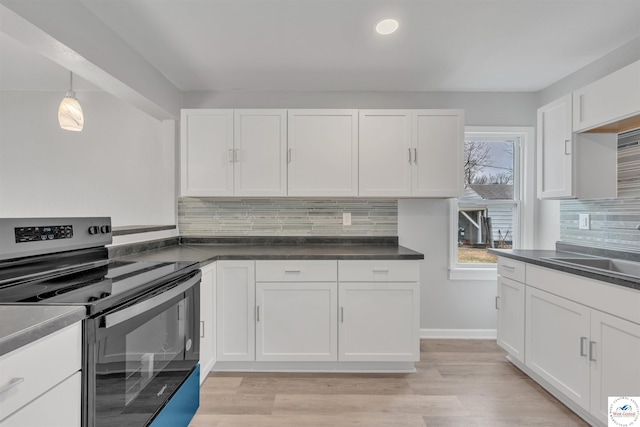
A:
[[271, 394, 467, 417], [190, 340, 592, 426]]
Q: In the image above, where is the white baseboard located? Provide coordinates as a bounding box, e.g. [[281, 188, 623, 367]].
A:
[[420, 328, 497, 339]]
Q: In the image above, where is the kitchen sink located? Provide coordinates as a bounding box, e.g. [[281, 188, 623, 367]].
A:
[[541, 256, 640, 279]]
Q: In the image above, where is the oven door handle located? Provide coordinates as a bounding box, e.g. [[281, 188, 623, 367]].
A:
[[102, 273, 200, 329]]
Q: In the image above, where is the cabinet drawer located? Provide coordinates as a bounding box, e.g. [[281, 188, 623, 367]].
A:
[[338, 260, 419, 282], [497, 258, 525, 283], [0, 322, 81, 422], [256, 260, 337, 282]]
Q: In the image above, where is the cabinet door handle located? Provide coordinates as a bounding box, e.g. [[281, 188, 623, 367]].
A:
[[284, 269, 301, 273], [228, 148, 234, 163], [340, 306, 344, 323], [288, 148, 292, 163], [495, 296, 500, 310], [580, 336, 587, 357], [200, 320, 205, 338], [564, 139, 571, 155], [256, 305, 260, 322], [0, 378, 24, 396], [502, 265, 516, 271], [408, 148, 412, 163], [589, 341, 596, 361], [413, 148, 418, 163], [372, 268, 389, 273]]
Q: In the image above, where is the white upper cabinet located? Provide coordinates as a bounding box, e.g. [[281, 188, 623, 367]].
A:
[[573, 60, 640, 133], [537, 95, 574, 199], [234, 110, 287, 197], [180, 109, 287, 197], [412, 110, 464, 198], [358, 109, 464, 198], [537, 96, 617, 200], [287, 109, 359, 197], [181, 109, 234, 196], [359, 110, 413, 197]]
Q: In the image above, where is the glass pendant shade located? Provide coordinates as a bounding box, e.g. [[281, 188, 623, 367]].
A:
[[58, 72, 84, 131]]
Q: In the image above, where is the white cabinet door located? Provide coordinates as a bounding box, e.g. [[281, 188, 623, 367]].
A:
[[234, 110, 287, 197], [287, 110, 358, 197], [338, 282, 419, 362], [199, 263, 216, 384], [589, 310, 640, 425], [0, 372, 81, 427], [496, 275, 525, 363], [256, 282, 338, 362], [412, 110, 464, 197], [573, 60, 640, 132], [358, 110, 412, 197], [525, 287, 591, 411], [216, 261, 255, 361], [180, 109, 234, 197], [537, 95, 573, 199]]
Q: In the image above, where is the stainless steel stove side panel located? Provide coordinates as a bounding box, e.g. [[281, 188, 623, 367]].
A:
[[0, 217, 112, 261]]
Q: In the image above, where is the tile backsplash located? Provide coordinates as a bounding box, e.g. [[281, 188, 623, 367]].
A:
[[178, 198, 397, 236], [560, 198, 640, 252]]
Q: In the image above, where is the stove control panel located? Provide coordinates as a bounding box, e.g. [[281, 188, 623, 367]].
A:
[[15, 225, 73, 243]]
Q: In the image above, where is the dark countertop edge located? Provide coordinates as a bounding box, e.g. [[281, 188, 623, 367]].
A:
[[0, 306, 86, 357], [489, 248, 640, 291], [112, 225, 176, 236], [108, 236, 180, 258], [180, 236, 399, 245], [194, 252, 424, 266]]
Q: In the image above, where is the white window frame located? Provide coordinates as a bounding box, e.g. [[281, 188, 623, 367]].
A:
[[449, 126, 535, 281]]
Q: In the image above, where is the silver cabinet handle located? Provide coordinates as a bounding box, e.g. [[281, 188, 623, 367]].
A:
[[372, 269, 389, 273], [589, 341, 597, 361], [564, 139, 571, 155], [288, 148, 292, 163], [256, 305, 260, 322], [495, 296, 500, 310], [284, 269, 301, 273], [228, 148, 234, 163], [413, 148, 417, 163], [408, 148, 412, 163], [200, 320, 205, 338], [0, 378, 24, 396], [580, 337, 587, 357], [340, 306, 344, 323], [502, 265, 516, 271]]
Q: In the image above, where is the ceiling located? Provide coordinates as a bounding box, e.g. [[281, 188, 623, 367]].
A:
[[1, 0, 639, 93]]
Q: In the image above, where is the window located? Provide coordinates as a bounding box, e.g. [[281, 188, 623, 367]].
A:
[[449, 127, 534, 280]]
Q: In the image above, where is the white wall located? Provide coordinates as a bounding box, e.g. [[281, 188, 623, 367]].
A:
[[0, 90, 176, 227]]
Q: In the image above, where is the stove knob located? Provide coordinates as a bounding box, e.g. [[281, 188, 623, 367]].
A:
[[88, 226, 99, 235], [100, 292, 111, 299], [100, 225, 111, 234]]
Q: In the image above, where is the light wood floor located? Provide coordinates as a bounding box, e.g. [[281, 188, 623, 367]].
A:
[[189, 340, 590, 427]]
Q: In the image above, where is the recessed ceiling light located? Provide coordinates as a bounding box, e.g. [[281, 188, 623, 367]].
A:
[[376, 18, 399, 35]]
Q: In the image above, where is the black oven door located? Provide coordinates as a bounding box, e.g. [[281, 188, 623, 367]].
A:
[[85, 271, 200, 427]]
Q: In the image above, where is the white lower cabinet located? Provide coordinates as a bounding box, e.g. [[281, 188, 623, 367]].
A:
[[216, 260, 256, 361], [496, 275, 525, 363], [256, 282, 338, 361], [213, 259, 420, 370], [199, 262, 216, 383], [589, 310, 640, 425], [0, 322, 81, 426], [525, 286, 591, 410], [0, 372, 81, 427], [338, 282, 419, 361]]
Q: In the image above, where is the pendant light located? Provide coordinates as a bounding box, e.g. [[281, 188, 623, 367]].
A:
[[58, 71, 84, 131]]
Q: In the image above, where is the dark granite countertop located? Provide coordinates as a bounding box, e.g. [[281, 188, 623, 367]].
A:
[[0, 305, 86, 357], [489, 247, 640, 291], [116, 236, 424, 265], [112, 224, 176, 236]]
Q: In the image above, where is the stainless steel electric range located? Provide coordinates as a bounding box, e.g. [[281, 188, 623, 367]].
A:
[[0, 217, 201, 427]]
